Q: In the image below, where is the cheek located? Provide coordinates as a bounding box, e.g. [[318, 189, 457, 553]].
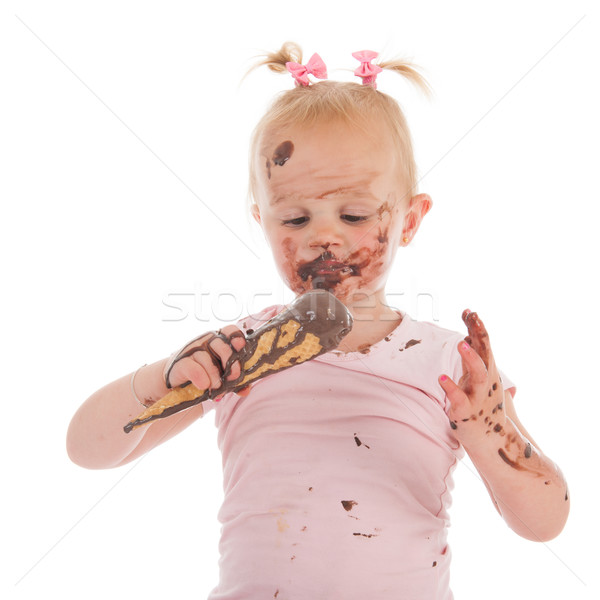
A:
[[347, 224, 392, 277], [276, 236, 309, 294]]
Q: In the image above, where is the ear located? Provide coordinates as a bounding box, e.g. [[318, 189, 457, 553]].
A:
[[250, 203, 261, 225], [400, 193, 432, 246]]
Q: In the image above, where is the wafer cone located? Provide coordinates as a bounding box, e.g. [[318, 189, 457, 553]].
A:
[[124, 290, 352, 433]]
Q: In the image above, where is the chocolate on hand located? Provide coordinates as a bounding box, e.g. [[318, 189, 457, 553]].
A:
[[123, 290, 353, 433]]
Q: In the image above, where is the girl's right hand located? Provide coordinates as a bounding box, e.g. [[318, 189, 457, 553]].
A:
[[164, 325, 247, 394]]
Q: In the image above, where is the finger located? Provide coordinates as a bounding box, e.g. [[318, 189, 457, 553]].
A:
[[192, 349, 225, 390], [220, 325, 247, 352], [458, 340, 489, 391], [208, 335, 242, 382], [439, 374, 469, 424], [169, 358, 212, 390], [462, 310, 492, 369]]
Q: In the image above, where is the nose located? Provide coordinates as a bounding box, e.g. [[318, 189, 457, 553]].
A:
[[307, 216, 343, 251]]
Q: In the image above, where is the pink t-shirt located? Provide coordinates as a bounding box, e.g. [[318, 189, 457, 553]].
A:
[[204, 306, 515, 600]]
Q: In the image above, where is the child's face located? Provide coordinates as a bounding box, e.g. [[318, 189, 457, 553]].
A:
[[252, 120, 428, 304]]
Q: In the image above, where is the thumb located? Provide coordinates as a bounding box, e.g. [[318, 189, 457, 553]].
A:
[[439, 374, 469, 416]]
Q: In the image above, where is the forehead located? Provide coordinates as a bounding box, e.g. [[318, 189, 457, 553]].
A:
[[257, 122, 400, 205]]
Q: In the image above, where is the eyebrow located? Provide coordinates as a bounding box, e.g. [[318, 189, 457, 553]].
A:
[[272, 186, 378, 205]]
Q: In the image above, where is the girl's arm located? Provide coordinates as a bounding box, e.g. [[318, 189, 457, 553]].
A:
[[66, 359, 203, 469], [66, 326, 245, 470], [461, 389, 569, 541], [439, 311, 569, 542]]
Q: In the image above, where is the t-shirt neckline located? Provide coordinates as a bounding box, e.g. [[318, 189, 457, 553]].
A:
[[318, 310, 411, 362]]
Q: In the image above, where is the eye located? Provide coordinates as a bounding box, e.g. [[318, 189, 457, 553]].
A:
[[282, 216, 309, 227], [341, 214, 368, 223]]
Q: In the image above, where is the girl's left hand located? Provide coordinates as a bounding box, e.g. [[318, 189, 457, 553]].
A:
[[439, 310, 507, 449]]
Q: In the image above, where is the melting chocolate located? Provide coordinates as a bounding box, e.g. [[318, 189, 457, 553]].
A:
[[124, 290, 353, 433]]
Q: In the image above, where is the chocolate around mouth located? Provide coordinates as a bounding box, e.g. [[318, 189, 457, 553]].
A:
[[297, 251, 359, 290]]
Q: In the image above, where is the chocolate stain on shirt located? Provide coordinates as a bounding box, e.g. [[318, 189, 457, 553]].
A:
[[354, 434, 371, 449], [399, 339, 421, 352]]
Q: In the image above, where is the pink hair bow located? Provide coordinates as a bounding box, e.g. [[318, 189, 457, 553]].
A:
[[285, 53, 328, 87], [352, 50, 383, 89]]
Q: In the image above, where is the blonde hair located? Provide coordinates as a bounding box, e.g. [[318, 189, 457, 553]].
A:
[[247, 42, 431, 212]]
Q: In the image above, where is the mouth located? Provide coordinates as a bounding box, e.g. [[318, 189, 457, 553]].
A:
[[296, 252, 359, 291], [314, 262, 352, 275]]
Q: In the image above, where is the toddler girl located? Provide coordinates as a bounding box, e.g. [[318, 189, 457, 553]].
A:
[[67, 42, 569, 599]]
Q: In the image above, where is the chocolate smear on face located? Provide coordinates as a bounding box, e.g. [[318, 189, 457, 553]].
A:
[[265, 158, 271, 180], [376, 201, 392, 220], [341, 500, 358, 511], [377, 226, 388, 244], [297, 250, 358, 291], [272, 140, 294, 166]]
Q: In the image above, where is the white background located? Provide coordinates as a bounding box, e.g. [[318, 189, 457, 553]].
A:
[[2, 0, 599, 598]]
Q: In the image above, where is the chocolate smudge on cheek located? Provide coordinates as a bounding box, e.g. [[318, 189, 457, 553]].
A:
[[265, 158, 271, 180], [376, 201, 392, 220], [341, 500, 358, 511], [272, 140, 294, 166], [281, 237, 306, 294]]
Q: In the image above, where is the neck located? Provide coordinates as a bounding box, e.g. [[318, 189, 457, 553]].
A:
[[333, 290, 402, 353]]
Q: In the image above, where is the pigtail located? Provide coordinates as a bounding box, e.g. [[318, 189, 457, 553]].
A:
[[245, 41, 303, 78], [377, 58, 432, 97]]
